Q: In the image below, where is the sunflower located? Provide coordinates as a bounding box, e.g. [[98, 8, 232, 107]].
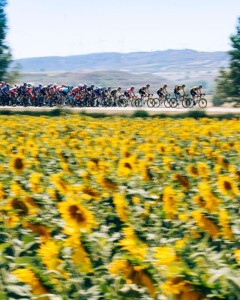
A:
[[217, 175, 239, 196], [119, 227, 148, 260], [24, 222, 50, 243], [9, 155, 25, 174], [58, 199, 95, 230], [12, 268, 48, 296], [11, 198, 29, 216], [192, 210, 218, 239], [153, 246, 177, 265], [218, 209, 233, 241], [186, 164, 198, 177], [113, 193, 129, 222], [109, 259, 156, 298], [117, 156, 136, 177], [197, 162, 210, 178], [173, 173, 190, 190], [160, 277, 205, 300], [38, 240, 62, 271]]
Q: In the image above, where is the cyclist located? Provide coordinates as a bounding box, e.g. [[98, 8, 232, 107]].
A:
[[174, 84, 185, 105], [94, 86, 104, 98], [190, 85, 203, 105], [190, 86, 198, 97], [124, 86, 135, 98], [145, 84, 152, 96], [197, 85, 203, 97], [9, 85, 18, 97], [111, 87, 121, 100], [139, 86, 147, 99], [33, 83, 42, 95], [0, 82, 10, 96], [157, 87, 164, 98], [56, 84, 66, 92], [103, 87, 111, 98], [162, 84, 168, 97], [71, 84, 82, 96], [49, 83, 57, 96]]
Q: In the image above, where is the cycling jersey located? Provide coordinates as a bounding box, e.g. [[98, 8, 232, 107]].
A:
[[59, 87, 69, 94], [9, 87, 18, 95], [111, 89, 117, 96], [190, 88, 197, 97], [0, 85, 9, 95], [174, 86, 182, 95], [71, 87, 81, 95], [157, 89, 164, 97], [19, 86, 27, 95], [139, 87, 146, 94], [124, 89, 135, 97]]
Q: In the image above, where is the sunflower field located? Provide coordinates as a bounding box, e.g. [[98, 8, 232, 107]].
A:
[[0, 114, 240, 300]]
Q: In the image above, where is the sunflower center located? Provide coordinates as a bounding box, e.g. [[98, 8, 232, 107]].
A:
[[69, 205, 85, 222], [124, 162, 132, 169], [223, 180, 232, 191], [191, 166, 198, 175], [12, 199, 28, 216], [14, 158, 24, 170]]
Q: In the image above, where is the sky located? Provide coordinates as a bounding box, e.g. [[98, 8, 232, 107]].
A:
[[6, 0, 240, 59]]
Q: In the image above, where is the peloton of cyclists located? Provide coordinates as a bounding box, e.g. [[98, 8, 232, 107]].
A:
[[0, 81, 205, 107]]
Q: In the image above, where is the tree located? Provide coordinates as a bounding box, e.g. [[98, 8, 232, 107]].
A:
[[0, 0, 12, 80], [213, 17, 240, 106]]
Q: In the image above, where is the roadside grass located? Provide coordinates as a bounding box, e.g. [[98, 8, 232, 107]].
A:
[[0, 108, 239, 119]]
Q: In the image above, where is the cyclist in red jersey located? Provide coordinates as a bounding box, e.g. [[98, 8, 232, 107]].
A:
[[124, 86, 136, 98]]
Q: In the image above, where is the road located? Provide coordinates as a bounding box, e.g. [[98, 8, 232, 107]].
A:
[[0, 106, 240, 116]]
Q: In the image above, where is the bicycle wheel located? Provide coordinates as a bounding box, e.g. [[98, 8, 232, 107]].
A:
[[170, 98, 178, 108], [186, 98, 194, 108], [164, 98, 171, 108], [134, 98, 143, 107], [198, 98, 207, 108], [153, 98, 160, 108], [147, 98, 155, 108], [118, 97, 127, 107]]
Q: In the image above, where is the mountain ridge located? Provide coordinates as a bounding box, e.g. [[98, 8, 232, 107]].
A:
[[13, 49, 229, 73]]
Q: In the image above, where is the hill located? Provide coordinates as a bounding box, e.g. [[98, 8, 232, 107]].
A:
[[14, 49, 228, 74], [13, 50, 229, 93]]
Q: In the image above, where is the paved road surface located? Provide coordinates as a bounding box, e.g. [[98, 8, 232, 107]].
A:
[[0, 106, 240, 115]]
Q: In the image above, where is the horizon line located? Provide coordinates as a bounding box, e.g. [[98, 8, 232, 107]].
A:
[[13, 48, 229, 60]]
